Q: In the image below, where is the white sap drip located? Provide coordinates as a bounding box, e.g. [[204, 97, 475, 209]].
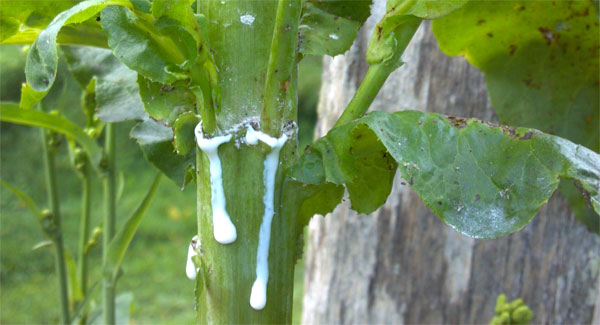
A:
[[195, 123, 237, 244], [186, 235, 199, 280], [245, 126, 288, 310]]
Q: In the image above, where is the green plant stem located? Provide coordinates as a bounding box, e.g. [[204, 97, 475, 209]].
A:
[[41, 128, 70, 324], [77, 166, 92, 324], [102, 123, 117, 325], [261, 0, 302, 135], [193, 1, 300, 323], [334, 62, 396, 127]]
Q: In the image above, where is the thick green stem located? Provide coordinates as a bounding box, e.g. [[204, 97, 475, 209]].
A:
[[77, 166, 92, 324], [41, 128, 70, 324], [102, 123, 117, 324], [334, 62, 396, 127], [194, 1, 300, 323]]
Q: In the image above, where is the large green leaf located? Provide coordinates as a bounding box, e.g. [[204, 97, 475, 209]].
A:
[[130, 118, 195, 187], [432, 0, 599, 230], [432, 1, 599, 152], [104, 173, 161, 283], [298, 1, 371, 57], [100, 5, 193, 84], [0, 102, 103, 171], [292, 110, 600, 238], [21, 0, 131, 109]]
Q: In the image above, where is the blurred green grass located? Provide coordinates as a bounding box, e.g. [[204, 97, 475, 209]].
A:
[[0, 45, 321, 324]]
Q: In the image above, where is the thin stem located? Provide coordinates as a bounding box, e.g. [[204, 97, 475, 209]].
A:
[[41, 128, 70, 324], [102, 123, 117, 325], [261, 0, 302, 135], [333, 63, 396, 127], [335, 17, 421, 127], [77, 165, 92, 324]]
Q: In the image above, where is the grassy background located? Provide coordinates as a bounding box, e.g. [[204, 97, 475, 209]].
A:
[[0, 45, 321, 324]]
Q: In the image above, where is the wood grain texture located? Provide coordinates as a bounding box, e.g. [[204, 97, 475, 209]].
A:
[[302, 2, 600, 324]]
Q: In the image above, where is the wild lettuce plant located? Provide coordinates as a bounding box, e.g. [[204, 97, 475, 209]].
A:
[[1, 0, 598, 323]]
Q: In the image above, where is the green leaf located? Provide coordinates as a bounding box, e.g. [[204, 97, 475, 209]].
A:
[[115, 292, 134, 325], [104, 173, 161, 283], [559, 180, 599, 233], [432, 1, 599, 227], [62, 46, 146, 123], [130, 119, 195, 187], [432, 1, 599, 153], [1, 0, 109, 47], [386, 0, 468, 19], [64, 249, 83, 303], [62, 46, 115, 88], [172, 112, 200, 156], [21, 0, 131, 109], [1, 179, 42, 220], [290, 124, 397, 214], [101, 5, 191, 84], [295, 110, 600, 238], [0, 102, 103, 172], [70, 281, 100, 325], [137, 75, 196, 125], [32, 240, 54, 250], [308, 0, 372, 22], [95, 67, 145, 123], [298, 1, 371, 57], [151, 0, 200, 45], [366, 0, 467, 67]]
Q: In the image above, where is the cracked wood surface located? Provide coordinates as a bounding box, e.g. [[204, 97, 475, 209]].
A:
[[302, 3, 600, 324]]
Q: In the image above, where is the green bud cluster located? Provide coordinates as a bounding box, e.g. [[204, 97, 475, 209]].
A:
[[490, 294, 534, 325], [39, 208, 59, 239], [84, 227, 103, 255], [72, 147, 88, 173]]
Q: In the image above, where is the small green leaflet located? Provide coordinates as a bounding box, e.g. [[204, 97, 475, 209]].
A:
[[366, 0, 467, 67], [104, 173, 161, 283], [137, 76, 196, 125], [22, 0, 132, 109], [298, 1, 371, 57], [130, 119, 195, 188], [291, 110, 600, 238], [63, 46, 146, 123], [173, 112, 200, 156], [100, 6, 193, 84]]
